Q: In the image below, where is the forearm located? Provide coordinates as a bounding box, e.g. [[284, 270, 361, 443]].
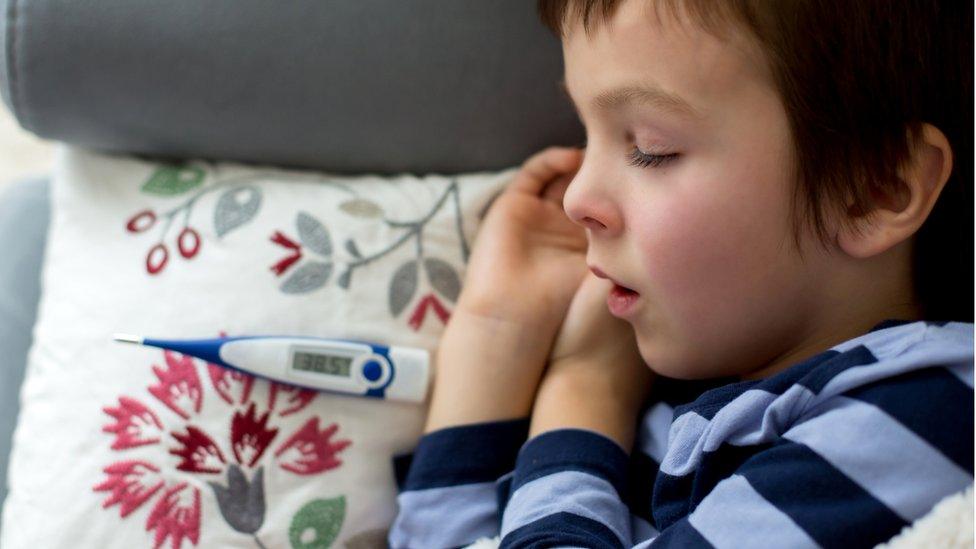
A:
[[529, 358, 653, 451], [424, 307, 556, 433]]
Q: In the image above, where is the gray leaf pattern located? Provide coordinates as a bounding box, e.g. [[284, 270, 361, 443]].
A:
[[296, 212, 332, 256], [389, 260, 418, 317], [281, 261, 333, 294], [423, 258, 461, 302], [214, 185, 262, 237]]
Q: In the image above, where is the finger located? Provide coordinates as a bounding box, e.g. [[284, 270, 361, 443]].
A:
[[508, 147, 583, 196], [541, 172, 574, 204]]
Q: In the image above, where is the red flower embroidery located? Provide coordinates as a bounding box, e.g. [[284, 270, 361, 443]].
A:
[[94, 460, 165, 518], [270, 230, 303, 276], [149, 352, 203, 420], [169, 426, 226, 474], [95, 346, 352, 548], [230, 403, 278, 467], [146, 483, 201, 549], [207, 364, 255, 406], [102, 397, 164, 450], [274, 417, 352, 475], [268, 382, 316, 417], [408, 293, 452, 330]]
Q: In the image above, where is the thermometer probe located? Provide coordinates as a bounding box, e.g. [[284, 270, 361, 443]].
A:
[[113, 334, 430, 403]]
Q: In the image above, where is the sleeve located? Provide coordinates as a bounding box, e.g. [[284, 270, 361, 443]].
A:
[[389, 418, 530, 549], [652, 365, 974, 548], [496, 365, 974, 549], [499, 429, 634, 549]]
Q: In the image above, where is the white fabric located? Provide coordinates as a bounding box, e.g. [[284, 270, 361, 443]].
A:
[[1, 144, 511, 548]]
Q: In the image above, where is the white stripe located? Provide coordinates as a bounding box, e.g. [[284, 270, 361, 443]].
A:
[[784, 396, 973, 521], [638, 402, 673, 462], [688, 474, 818, 549], [501, 470, 631, 545], [390, 482, 498, 549]]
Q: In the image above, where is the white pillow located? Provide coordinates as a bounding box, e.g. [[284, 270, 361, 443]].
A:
[[1, 145, 511, 549]]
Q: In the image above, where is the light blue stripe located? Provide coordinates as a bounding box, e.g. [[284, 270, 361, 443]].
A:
[[390, 482, 497, 549], [661, 388, 785, 476], [688, 474, 819, 549], [637, 401, 673, 462], [501, 470, 631, 545], [659, 411, 709, 476], [820, 346, 973, 399], [784, 395, 972, 521], [830, 321, 928, 355]]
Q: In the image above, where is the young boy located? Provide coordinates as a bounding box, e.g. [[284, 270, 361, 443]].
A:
[[391, 1, 973, 547]]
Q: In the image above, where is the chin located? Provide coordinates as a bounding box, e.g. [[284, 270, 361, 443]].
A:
[[636, 334, 724, 381]]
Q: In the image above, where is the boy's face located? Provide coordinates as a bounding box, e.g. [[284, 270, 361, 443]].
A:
[[562, 0, 843, 379]]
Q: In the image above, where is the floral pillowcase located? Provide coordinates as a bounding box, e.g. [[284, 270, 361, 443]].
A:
[[0, 145, 511, 549]]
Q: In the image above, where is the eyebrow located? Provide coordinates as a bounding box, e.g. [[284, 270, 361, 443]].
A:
[[559, 79, 702, 119]]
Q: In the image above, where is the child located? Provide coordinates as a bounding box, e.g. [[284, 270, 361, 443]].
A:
[[391, 0, 973, 547]]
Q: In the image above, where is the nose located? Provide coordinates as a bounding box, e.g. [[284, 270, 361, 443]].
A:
[[563, 161, 623, 236]]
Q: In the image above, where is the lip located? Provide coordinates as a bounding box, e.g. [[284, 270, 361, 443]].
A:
[[590, 265, 641, 318]]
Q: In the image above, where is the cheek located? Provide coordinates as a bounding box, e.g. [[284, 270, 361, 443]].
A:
[[630, 170, 799, 342]]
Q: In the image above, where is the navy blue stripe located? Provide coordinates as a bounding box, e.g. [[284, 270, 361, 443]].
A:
[[652, 442, 773, 530], [496, 473, 515, 518], [401, 418, 529, 491], [625, 451, 659, 527], [651, 517, 714, 548], [674, 349, 843, 421], [500, 511, 625, 549], [648, 376, 736, 409], [512, 429, 630, 496], [844, 366, 974, 473], [740, 439, 908, 548], [870, 318, 917, 332], [797, 344, 878, 394]]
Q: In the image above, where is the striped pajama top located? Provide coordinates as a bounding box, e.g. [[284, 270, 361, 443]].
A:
[[389, 320, 974, 548]]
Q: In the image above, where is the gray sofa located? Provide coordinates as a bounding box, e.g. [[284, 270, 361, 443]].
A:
[[0, 0, 582, 531]]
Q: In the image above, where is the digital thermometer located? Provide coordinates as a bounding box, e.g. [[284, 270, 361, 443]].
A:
[[113, 334, 430, 403]]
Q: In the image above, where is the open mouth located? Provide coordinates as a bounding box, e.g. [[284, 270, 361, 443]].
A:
[[612, 283, 639, 296], [607, 283, 640, 317]]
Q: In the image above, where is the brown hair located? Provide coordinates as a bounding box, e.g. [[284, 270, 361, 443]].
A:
[[539, 0, 973, 322]]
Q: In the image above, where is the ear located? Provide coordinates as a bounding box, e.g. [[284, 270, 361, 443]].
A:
[[837, 124, 953, 258]]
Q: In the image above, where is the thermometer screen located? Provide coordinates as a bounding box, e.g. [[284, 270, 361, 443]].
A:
[[292, 352, 353, 377]]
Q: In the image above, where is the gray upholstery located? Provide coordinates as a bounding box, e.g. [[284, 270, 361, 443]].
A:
[[0, 176, 49, 524], [0, 0, 583, 175]]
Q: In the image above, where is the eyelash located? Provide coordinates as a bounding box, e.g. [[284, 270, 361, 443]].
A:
[[627, 147, 679, 168]]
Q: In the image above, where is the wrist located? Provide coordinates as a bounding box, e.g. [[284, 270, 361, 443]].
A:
[[424, 308, 556, 433], [529, 361, 652, 451]]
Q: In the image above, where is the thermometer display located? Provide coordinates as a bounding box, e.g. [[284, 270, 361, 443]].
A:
[[292, 352, 353, 377]]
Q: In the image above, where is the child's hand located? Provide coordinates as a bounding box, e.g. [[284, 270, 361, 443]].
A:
[[459, 146, 588, 327], [425, 147, 588, 432], [529, 273, 654, 450]]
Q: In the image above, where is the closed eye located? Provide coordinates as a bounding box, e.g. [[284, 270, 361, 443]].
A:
[[628, 147, 679, 168]]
